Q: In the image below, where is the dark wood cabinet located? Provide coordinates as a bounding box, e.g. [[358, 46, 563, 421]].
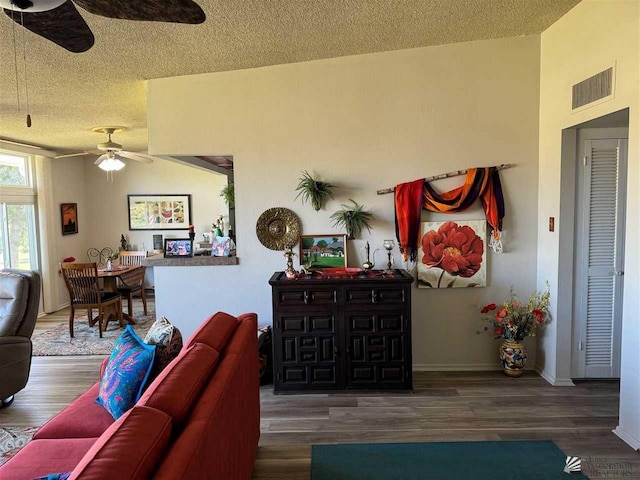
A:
[[269, 270, 413, 393]]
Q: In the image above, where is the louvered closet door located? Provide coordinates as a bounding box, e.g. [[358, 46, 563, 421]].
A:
[[579, 138, 627, 378]]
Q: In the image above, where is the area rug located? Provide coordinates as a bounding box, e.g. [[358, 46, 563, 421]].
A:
[[311, 440, 589, 480], [31, 307, 155, 356], [0, 426, 38, 467]]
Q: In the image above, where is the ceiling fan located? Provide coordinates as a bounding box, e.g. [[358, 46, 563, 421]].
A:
[[1, 0, 205, 53], [56, 126, 155, 172]]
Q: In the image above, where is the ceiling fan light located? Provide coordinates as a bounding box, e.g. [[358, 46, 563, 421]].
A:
[[97, 157, 125, 171]]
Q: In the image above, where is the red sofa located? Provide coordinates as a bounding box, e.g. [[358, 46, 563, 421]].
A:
[[0, 312, 260, 480]]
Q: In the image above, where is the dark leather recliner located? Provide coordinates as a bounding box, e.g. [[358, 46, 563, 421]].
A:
[[0, 269, 41, 407]]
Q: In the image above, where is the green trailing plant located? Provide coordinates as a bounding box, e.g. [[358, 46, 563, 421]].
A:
[[295, 171, 335, 211], [220, 181, 235, 207], [330, 199, 375, 239]]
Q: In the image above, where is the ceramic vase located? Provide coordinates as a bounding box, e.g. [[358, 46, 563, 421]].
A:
[[499, 340, 527, 377]]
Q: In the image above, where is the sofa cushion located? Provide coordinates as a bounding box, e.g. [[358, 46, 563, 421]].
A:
[[69, 405, 172, 480], [34, 382, 115, 440], [0, 272, 28, 336], [138, 343, 219, 429], [0, 437, 96, 480], [154, 314, 260, 480], [143, 316, 183, 378], [96, 325, 155, 420], [183, 311, 238, 352]]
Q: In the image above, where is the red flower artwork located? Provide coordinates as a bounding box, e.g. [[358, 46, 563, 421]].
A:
[[421, 221, 484, 278]]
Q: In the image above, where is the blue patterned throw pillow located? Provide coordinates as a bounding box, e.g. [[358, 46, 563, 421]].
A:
[[32, 474, 70, 480], [96, 325, 155, 419]]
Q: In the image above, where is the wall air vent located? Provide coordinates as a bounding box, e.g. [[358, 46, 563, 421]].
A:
[[572, 67, 613, 110]]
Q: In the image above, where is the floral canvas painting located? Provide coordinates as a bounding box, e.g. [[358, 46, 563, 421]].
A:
[[418, 220, 486, 288]]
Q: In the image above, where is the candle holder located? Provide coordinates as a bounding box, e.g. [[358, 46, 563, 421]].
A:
[[283, 244, 298, 279], [383, 239, 395, 273]]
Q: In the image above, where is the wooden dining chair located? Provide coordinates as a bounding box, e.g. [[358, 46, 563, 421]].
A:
[[116, 266, 148, 318], [61, 262, 123, 338], [86, 247, 113, 267], [117, 250, 147, 267]]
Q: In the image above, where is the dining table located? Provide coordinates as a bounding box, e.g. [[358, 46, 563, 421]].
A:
[[97, 264, 143, 325]]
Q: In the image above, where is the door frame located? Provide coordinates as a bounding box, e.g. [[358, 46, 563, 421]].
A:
[[558, 109, 629, 380]]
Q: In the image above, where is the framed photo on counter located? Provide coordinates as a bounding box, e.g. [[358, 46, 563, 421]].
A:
[[163, 238, 193, 258]]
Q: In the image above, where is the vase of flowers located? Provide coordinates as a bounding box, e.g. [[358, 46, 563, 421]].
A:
[[478, 283, 551, 377]]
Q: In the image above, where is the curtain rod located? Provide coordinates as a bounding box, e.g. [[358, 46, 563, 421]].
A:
[[376, 163, 514, 195]]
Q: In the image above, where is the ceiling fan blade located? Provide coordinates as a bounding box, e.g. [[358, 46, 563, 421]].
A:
[[3, 1, 94, 53], [74, 0, 205, 24], [55, 151, 89, 159], [119, 151, 154, 163]]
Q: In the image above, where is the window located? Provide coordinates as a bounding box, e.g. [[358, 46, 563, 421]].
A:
[[0, 152, 30, 187], [0, 150, 38, 270]]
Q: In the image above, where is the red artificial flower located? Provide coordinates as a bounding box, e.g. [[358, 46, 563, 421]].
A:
[[494, 326, 504, 336], [496, 308, 508, 319], [63, 256, 75, 263], [421, 221, 484, 278], [533, 309, 544, 323], [481, 303, 497, 314]]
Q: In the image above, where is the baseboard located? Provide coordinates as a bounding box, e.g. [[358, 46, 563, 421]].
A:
[[613, 426, 640, 450], [40, 302, 70, 316], [534, 366, 575, 386], [413, 363, 504, 372]]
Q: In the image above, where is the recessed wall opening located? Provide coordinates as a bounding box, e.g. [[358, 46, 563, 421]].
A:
[[165, 155, 235, 253], [559, 108, 629, 385]]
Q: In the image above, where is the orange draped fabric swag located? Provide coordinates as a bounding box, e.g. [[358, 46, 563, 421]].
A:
[[394, 167, 505, 261]]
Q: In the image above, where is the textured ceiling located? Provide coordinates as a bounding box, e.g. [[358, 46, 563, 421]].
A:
[[0, 0, 580, 155]]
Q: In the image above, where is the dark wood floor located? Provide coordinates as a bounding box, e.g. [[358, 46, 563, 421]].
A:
[[2, 308, 638, 479]]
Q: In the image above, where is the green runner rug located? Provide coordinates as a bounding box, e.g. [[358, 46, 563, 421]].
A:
[[311, 440, 589, 479]]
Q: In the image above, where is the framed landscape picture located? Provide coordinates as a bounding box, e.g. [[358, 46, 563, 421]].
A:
[[299, 234, 347, 269], [61, 203, 78, 235], [128, 194, 192, 230]]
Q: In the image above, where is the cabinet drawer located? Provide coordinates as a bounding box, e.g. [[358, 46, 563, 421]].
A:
[[275, 288, 337, 307], [345, 286, 406, 306]]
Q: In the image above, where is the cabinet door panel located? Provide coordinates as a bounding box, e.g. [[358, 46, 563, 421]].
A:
[[380, 366, 405, 382], [350, 315, 375, 332], [348, 334, 405, 364], [274, 310, 340, 390], [276, 288, 337, 306], [345, 287, 406, 306], [378, 314, 404, 332]]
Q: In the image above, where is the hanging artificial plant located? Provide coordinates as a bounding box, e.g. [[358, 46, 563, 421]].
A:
[[220, 181, 235, 208], [295, 171, 335, 211], [330, 199, 375, 239]]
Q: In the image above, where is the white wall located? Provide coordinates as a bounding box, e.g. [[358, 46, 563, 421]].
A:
[[538, 0, 639, 448], [83, 157, 227, 253], [50, 156, 89, 309], [147, 36, 542, 367], [44, 155, 227, 311]]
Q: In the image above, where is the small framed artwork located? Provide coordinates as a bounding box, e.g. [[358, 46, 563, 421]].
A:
[[211, 236, 232, 257], [61, 203, 78, 235], [163, 238, 193, 258], [299, 234, 347, 269], [127, 194, 192, 230]]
